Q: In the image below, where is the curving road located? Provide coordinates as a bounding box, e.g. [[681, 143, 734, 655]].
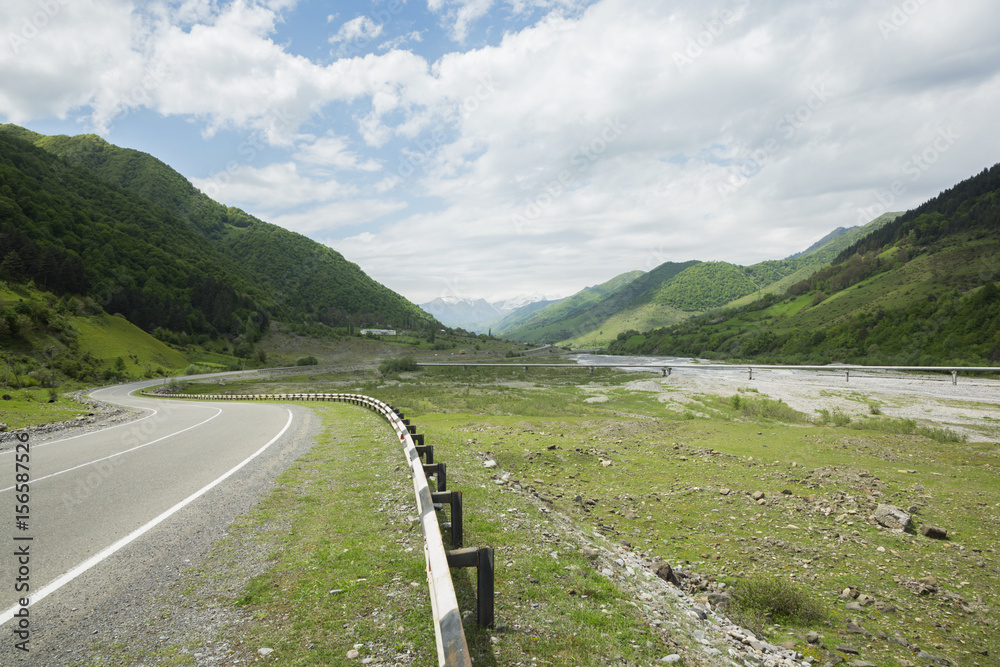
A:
[[0, 380, 317, 663]]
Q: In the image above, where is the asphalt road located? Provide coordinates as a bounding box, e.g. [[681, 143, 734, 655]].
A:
[[0, 380, 317, 663]]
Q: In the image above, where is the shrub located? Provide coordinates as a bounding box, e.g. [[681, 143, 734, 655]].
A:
[[296, 356, 319, 366], [815, 408, 852, 426], [738, 396, 808, 423], [728, 575, 826, 635], [378, 356, 418, 375]]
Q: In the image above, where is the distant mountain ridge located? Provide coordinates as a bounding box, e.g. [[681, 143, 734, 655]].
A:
[[498, 216, 899, 348], [607, 162, 1000, 365], [419, 292, 562, 332]]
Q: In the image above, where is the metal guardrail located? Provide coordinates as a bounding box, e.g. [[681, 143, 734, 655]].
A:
[[143, 390, 491, 667], [416, 362, 1000, 384]]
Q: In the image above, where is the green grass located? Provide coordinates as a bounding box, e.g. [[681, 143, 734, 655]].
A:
[[0, 389, 90, 429], [146, 401, 684, 666], [73, 312, 188, 372], [161, 367, 1000, 666]]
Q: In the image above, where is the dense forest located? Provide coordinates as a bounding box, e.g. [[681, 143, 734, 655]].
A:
[[0, 133, 267, 342]]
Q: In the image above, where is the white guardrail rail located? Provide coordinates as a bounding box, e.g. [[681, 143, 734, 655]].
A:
[[415, 362, 1000, 384], [147, 390, 489, 667]]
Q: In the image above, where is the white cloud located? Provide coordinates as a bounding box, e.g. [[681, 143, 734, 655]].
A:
[[294, 133, 382, 171], [191, 161, 355, 214], [329, 15, 384, 55], [274, 199, 407, 236], [378, 30, 423, 52], [2, 0, 999, 304]]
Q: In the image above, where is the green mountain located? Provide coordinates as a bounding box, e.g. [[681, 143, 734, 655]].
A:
[[0, 125, 435, 383], [1, 125, 432, 331], [512, 216, 900, 349], [495, 270, 645, 343], [607, 163, 1000, 366]]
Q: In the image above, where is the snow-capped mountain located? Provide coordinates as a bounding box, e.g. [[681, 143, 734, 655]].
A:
[[420, 293, 561, 332]]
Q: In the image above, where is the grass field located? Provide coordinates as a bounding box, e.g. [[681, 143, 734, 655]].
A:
[[164, 366, 1000, 667], [73, 312, 188, 373], [0, 388, 92, 430]]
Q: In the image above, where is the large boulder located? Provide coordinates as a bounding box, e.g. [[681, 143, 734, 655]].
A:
[[874, 504, 912, 531]]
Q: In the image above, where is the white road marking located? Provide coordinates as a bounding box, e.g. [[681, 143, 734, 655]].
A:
[[0, 408, 224, 494], [0, 408, 294, 626]]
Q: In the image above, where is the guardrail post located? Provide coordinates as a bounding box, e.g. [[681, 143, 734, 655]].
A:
[[952, 370, 958, 385], [846, 370, 850, 382], [748, 367, 753, 381], [424, 462, 447, 491], [416, 444, 434, 464], [432, 490, 463, 548], [446, 547, 495, 628]]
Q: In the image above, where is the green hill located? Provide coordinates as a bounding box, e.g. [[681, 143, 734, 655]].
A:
[[554, 217, 900, 349], [0, 125, 437, 385], [1, 125, 432, 331], [607, 163, 1000, 365], [495, 270, 644, 343]]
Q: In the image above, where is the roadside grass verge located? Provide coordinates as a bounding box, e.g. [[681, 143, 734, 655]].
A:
[[158, 400, 683, 666], [0, 388, 92, 430], [207, 403, 438, 665]]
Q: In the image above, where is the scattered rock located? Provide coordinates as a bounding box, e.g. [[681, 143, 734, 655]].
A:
[[835, 645, 860, 654], [806, 631, 820, 644], [483, 460, 497, 468], [921, 524, 948, 540], [915, 649, 951, 665], [653, 561, 680, 586], [347, 648, 360, 659], [899, 576, 938, 596], [874, 504, 912, 531], [719, 488, 731, 496], [258, 647, 274, 656], [845, 619, 871, 636]]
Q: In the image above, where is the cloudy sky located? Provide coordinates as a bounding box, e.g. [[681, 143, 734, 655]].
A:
[[2, 0, 999, 305]]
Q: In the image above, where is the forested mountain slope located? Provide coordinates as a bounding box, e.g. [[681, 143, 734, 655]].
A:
[[0, 125, 433, 331], [608, 163, 1000, 365]]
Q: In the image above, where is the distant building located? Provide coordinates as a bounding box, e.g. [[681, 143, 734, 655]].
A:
[[361, 329, 396, 336]]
